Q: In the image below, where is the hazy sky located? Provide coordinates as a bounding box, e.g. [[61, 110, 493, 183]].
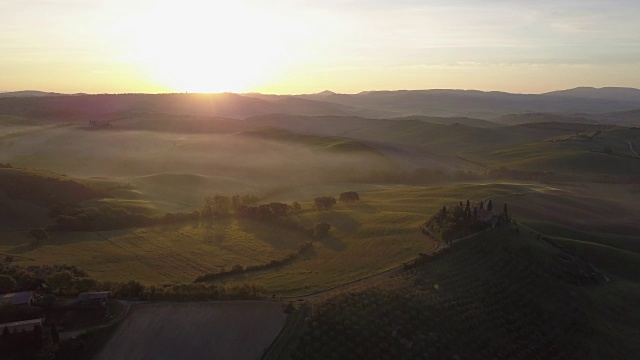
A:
[[1, 0, 639, 94]]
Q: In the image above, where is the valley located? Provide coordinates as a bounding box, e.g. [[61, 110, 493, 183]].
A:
[[0, 90, 639, 359]]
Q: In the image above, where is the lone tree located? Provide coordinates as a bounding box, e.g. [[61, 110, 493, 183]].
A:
[[314, 222, 331, 239], [51, 322, 59, 344], [29, 228, 48, 245], [503, 203, 510, 221], [314, 196, 336, 211], [339, 191, 360, 204]]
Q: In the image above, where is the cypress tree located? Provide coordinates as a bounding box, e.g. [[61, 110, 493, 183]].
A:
[[51, 322, 59, 344]]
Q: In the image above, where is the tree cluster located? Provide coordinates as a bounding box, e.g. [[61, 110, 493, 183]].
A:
[[338, 191, 360, 204], [201, 194, 305, 221], [235, 202, 297, 219], [424, 200, 500, 243], [194, 241, 314, 283], [0, 263, 267, 303], [313, 196, 336, 211], [47, 203, 200, 232], [202, 194, 260, 217], [0, 323, 57, 360]]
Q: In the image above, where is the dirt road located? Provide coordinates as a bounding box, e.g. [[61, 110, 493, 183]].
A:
[[625, 140, 639, 157]]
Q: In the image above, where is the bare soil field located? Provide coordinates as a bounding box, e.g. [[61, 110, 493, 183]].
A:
[[95, 301, 285, 360]]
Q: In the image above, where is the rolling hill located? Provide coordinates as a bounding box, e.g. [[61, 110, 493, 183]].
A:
[[298, 88, 640, 119], [492, 113, 599, 126], [542, 87, 640, 103], [588, 108, 640, 127], [0, 90, 65, 98], [276, 226, 640, 359]]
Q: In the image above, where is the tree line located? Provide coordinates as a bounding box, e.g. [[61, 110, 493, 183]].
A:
[[0, 263, 266, 304], [424, 199, 510, 244], [193, 241, 314, 283]]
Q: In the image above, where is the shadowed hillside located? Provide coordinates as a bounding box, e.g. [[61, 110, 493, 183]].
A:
[[275, 227, 640, 359]]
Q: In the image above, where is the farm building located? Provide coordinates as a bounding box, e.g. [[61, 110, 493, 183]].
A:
[[0, 291, 34, 306], [0, 318, 43, 333], [476, 209, 494, 223]]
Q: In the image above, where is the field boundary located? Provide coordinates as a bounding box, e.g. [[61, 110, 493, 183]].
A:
[[283, 227, 492, 301], [259, 304, 310, 360], [59, 299, 134, 341], [283, 231, 443, 300]]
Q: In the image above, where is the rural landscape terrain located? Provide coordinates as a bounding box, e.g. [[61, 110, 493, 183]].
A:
[[1, 88, 639, 359]]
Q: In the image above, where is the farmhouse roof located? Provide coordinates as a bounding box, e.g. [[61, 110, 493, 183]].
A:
[[78, 291, 110, 301], [0, 291, 34, 306], [0, 318, 43, 333]]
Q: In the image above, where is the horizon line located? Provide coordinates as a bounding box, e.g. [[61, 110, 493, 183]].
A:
[[2, 86, 640, 97]]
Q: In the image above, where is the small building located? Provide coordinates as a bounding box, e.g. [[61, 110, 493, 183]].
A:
[[77, 291, 110, 307], [476, 209, 494, 223], [0, 291, 34, 306], [0, 318, 43, 333]]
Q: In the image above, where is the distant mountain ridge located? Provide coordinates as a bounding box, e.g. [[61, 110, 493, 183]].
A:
[[298, 88, 640, 119], [0, 87, 638, 125], [0, 90, 65, 98], [542, 87, 640, 103]]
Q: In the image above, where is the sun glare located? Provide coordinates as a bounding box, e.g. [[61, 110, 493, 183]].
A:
[[117, 1, 291, 93]]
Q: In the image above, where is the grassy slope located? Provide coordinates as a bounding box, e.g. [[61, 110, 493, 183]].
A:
[[222, 183, 549, 295], [486, 183, 640, 281], [494, 183, 640, 249], [474, 126, 640, 174], [551, 237, 640, 281], [0, 166, 109, 229], [283, 227, 640, 359], [0, 182, 547, 291], [0, 117, 396, 194], [0, 218, 307, 284]]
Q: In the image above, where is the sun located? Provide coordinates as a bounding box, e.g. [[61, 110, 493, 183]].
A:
[[118, 1, 290, 93]]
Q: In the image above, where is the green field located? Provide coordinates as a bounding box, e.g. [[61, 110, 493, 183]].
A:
[[217, 183, 554, 294], [1, 158, 637, 296], [1, 113, 639, 295], [0, 182, 555, 293]]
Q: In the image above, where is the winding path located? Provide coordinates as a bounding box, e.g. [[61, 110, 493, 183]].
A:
[[282, 242, 440, 301], [286, 228, 485, 302], [625, 140, 639, 157]]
